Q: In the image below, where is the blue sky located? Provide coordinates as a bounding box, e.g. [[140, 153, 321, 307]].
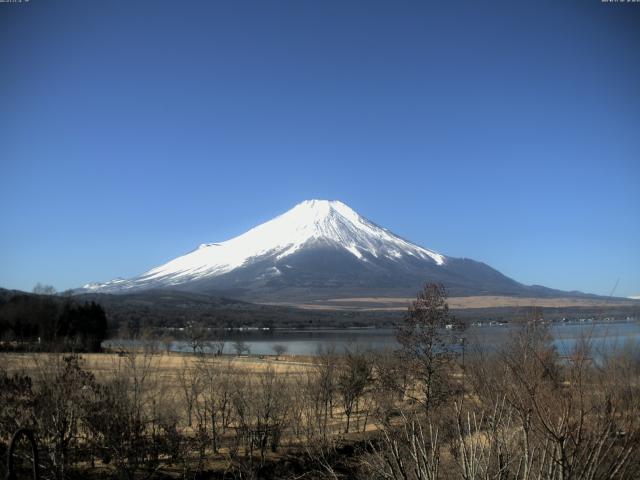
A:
[[1, 0, 639, 297]]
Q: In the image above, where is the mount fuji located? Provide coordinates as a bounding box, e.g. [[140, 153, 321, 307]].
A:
[[80, 200, 574, 301]]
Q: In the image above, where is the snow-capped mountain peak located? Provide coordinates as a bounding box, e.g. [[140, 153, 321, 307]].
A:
[[80, 200, 592, 301], [83, 200, 446, 292]]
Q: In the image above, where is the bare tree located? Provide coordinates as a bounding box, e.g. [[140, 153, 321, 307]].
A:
[[210, 336, 226, 356], [231, 366, 290, 467], [177, 360, 201, 427], [337, 348, 372, 433], [160, 335, 174, 355], [83, 350, 172, 480], [313, 344, 337, 438], [31, 355, 97, 480], [372, 348, 410, 424], [364, 411, 441, 480], [233, 339, 249, 356], [185, 321, 206, 355], [396, 283, 463, 412], [33, 283, 56, 295], [272, 344, 287, 360], [461, 314, 640, 480], [0, 367, 35, 449], [195, 356, 235, 453]]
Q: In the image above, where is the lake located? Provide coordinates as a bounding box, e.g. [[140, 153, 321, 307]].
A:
[[105, 319, 640, 357]]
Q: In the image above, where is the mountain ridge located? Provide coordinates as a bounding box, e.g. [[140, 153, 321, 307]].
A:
[[79, 200, 603, 301]]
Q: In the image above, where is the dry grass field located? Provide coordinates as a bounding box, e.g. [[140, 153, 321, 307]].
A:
[[0, 351, 317, 385], [278, 295, 640, 310]]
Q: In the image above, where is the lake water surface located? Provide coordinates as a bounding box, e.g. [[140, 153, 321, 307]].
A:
[[106, 320, 640, 357]]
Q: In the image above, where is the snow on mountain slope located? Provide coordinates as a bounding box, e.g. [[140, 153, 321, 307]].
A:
[[83, 200, 446, 292]]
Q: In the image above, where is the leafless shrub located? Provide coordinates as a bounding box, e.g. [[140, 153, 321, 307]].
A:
[[294, 344, 340, 448], [160, 335, 174, 355], [177, 360, 201, 427], [194, 356, 235, 453], [18, 354, 97, 480], [337, 348, 372, 433], [272, 344, 288, 360], [0, 367, 35, 444], [233, 339, 250, 356], [185, 321, 207, 355], [82, 350, 172, 480], [208, 337, 226, 356], [461, 315, 640, 480], [363, 411, 440, 480]]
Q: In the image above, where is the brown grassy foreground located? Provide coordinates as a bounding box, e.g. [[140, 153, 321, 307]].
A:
[[0, 347, 385, 479], [1, 297, 640, 479]]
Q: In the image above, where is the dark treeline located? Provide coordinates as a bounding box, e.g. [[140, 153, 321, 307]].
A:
[[1, 288, 637, 343], [0, 292, 108, 352], [70, 290, 640, 333], [74, 289, 401, 331]]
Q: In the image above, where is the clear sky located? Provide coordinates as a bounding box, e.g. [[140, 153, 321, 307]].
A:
[[1, 0, 639, 297]]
